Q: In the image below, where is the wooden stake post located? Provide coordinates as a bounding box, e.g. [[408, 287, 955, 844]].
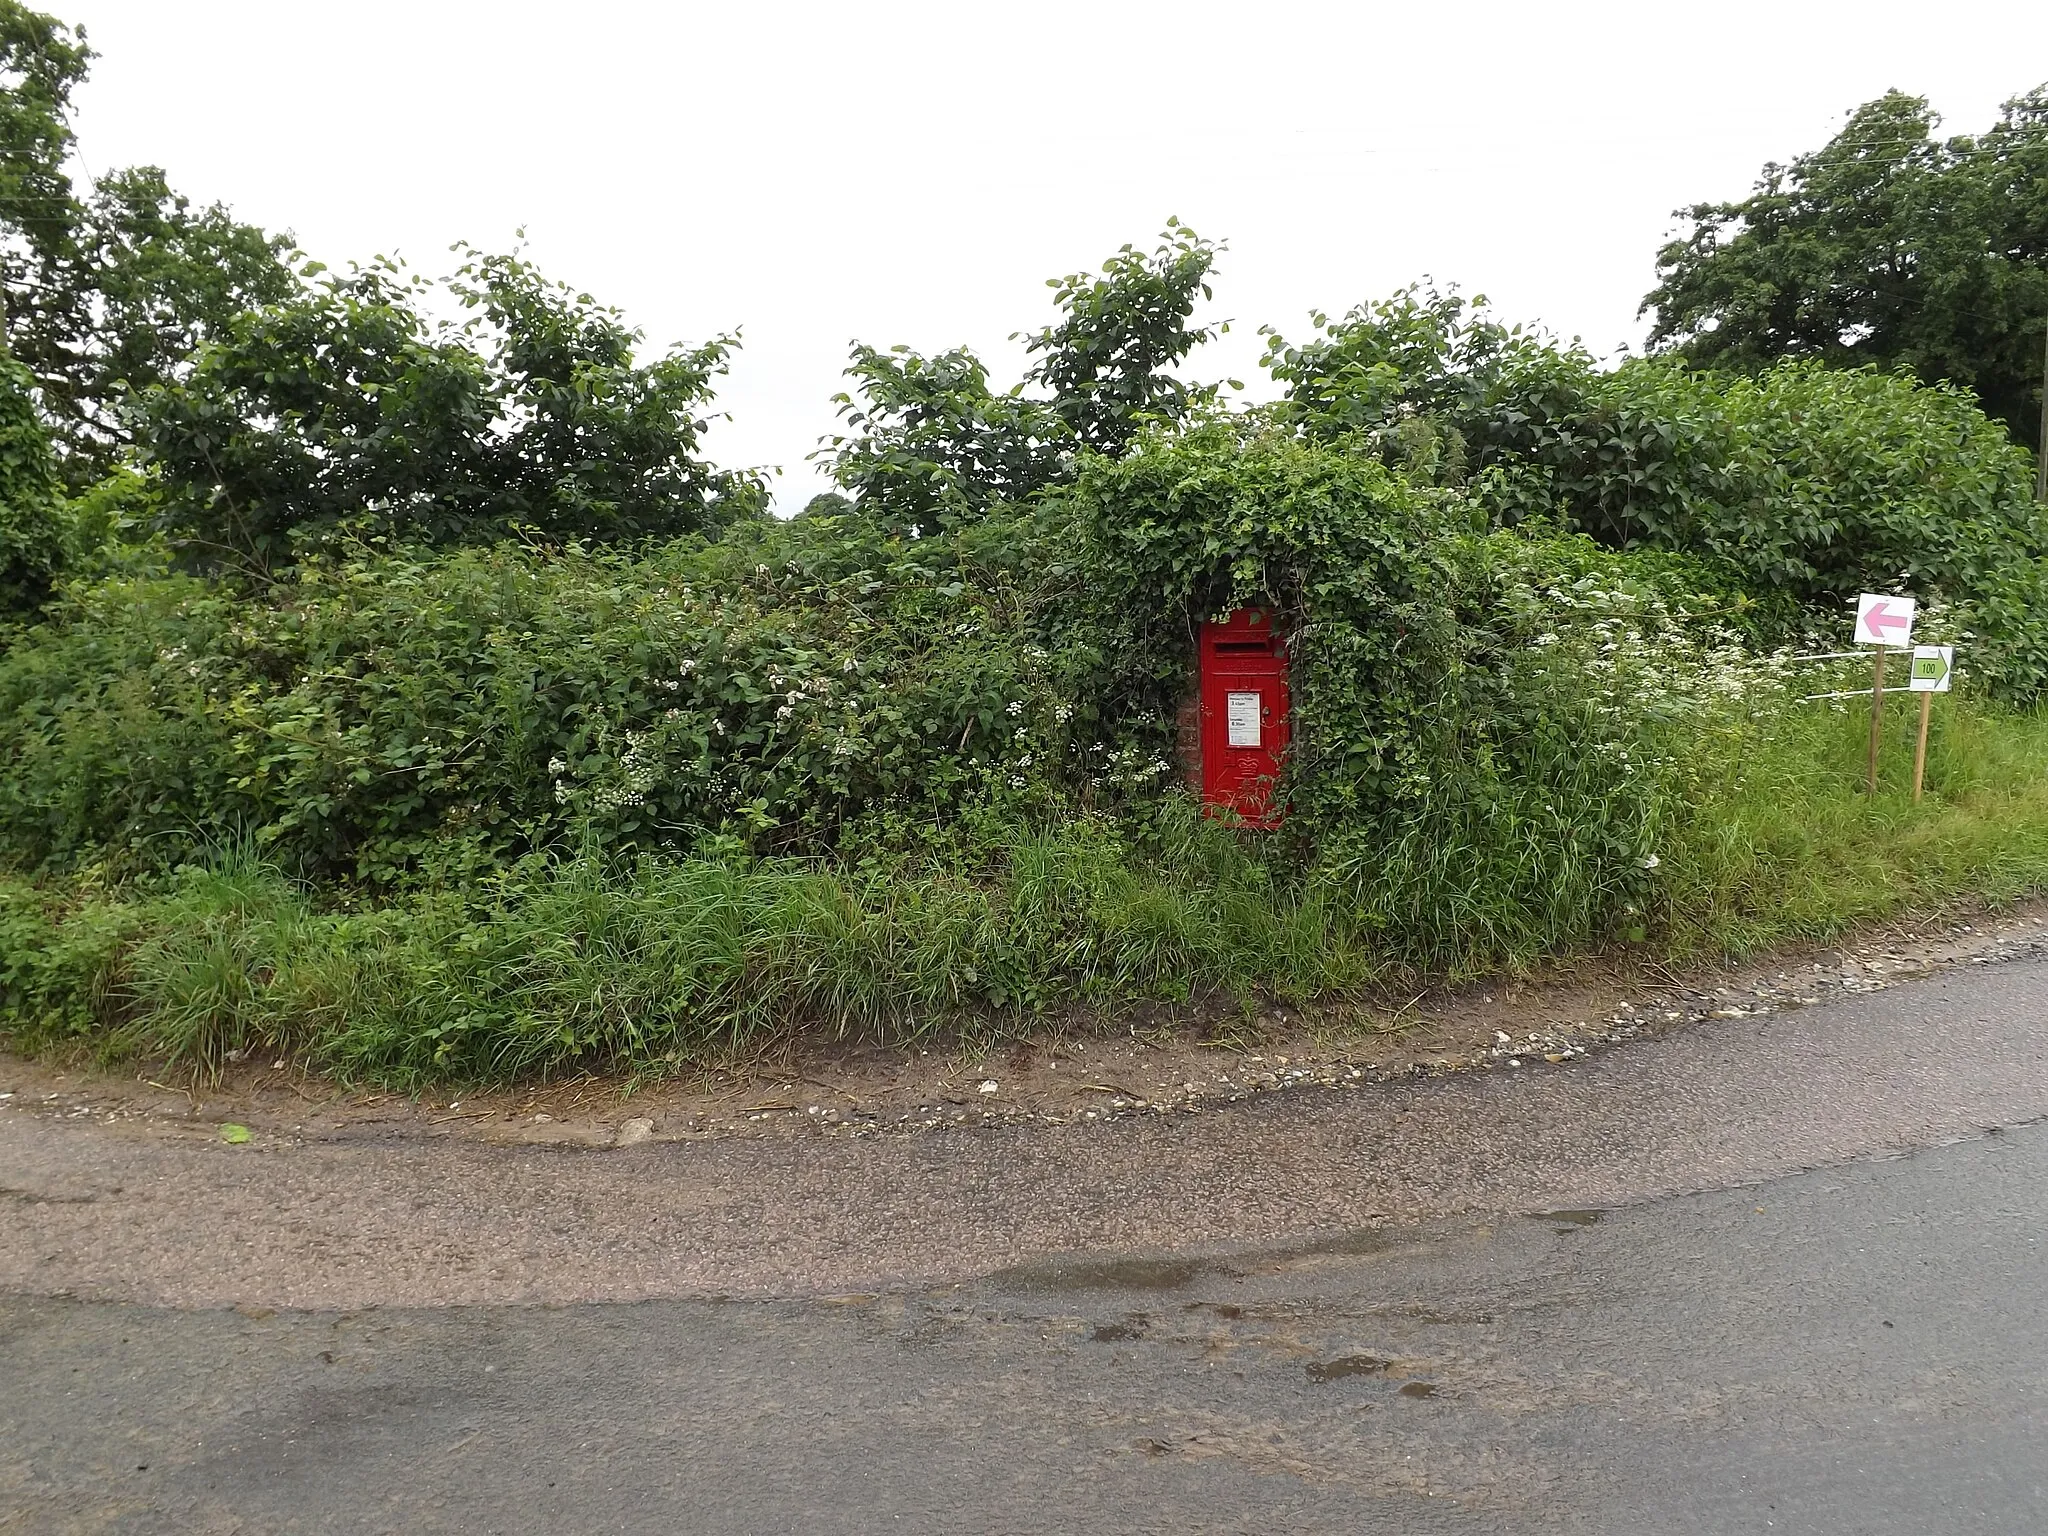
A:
[[1906, 644, 1954, 804], [1853, 595, 1918, 797], [1913, 690, 1933, 804]]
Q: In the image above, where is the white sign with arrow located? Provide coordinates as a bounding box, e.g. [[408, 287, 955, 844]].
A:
[[1853, 593, 1916, 647], [1908, 645, 1954, 693]]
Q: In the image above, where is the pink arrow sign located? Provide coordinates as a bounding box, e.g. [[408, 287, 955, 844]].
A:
[[1854, 592, 1917, 647]]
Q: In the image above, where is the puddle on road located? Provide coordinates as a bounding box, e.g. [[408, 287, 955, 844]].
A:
[[1534, 1208, 1605, 1233], [1305, 1354, 1390, 1383], [978, 1217, 1497, 1309], [1091, 1320, 1147, 1343], [985, 1256, 1208, 1295]]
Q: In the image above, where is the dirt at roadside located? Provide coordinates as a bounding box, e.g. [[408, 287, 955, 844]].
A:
[[6, 901, 2048, 1153]]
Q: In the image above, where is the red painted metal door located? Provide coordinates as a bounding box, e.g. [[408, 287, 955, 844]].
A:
[[1198, 608, 1289, 827]]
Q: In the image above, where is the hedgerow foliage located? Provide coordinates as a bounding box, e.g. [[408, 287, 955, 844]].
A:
[[1265, 288, 2048, 694], [7, 0, 2048, 1081], [818, 224, 1220, 539], [5, 210, 2048, 1077], [0, 508, 1117, 883], [1066, 419, 1768, 957]]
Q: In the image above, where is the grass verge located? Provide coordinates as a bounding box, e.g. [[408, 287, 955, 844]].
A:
[[6, 692, 2048, 1089]]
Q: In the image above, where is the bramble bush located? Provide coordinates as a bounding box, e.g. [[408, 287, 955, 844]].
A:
[[0, 506, 1121, 884]]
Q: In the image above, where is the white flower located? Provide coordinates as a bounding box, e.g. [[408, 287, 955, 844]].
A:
[[1005, 700, 1024, 717], [678, 659, 696, 676], [1641, 853, 1660, 870], [547, 757, 567, 776]]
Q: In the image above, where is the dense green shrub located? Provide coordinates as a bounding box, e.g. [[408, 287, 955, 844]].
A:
[[19, 675, 2048, 1085], [1065, 418, 1762, 959], [0, 506, 1124, 882], [1265, 290, 2048, 695], [818, 224, 1221, 537], [1, 411, 1776, 974], [135, 251, 764, 576], [13, 207, 2048, 1081], [0, 874, 140, 1046]]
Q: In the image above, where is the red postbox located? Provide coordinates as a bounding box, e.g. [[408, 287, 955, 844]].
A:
[[1197, 608, 1289, 827]]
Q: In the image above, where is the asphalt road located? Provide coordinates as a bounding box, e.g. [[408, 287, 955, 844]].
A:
[[7, 954, 2048, 1532]]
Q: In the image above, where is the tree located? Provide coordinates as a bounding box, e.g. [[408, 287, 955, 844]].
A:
[[817, 344, 1067, 538], [0, 342, 61, 617], [1021, 218, 1223, 456], [1642, 85, 2048, 453], [819, 224, 1224, 533], [796, 491, 853, 519], [0, 2, 296, 481], [138, 250, 763, 575]]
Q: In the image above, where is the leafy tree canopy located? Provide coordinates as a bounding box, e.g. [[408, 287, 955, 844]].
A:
[[1021, 217, 1224, 456], [815, 344, 1068, 539], [1262, 284, 1571, 483], [796, 490, 853, 519], [819, 224, 1221, 535], [0, 342, 61, 616], [1642, 85, 2048, 452], [1262, 284, 2048, 692], [138, 248, 764, 576], [0, 1, 297, 481]]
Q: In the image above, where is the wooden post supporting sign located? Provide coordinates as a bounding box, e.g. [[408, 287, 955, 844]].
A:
[[1908, 645, 1954, 803], [1913, 691, 1932, 804], [1853, 594, 1918, 797]]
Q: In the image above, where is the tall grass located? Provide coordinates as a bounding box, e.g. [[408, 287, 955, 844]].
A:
[[0, 803, 1377, 1084], [8, 694, 2048, 1086], [1665, 688, 2048, 954]]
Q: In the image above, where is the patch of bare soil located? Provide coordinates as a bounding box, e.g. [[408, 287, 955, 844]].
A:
[[6, 901, 2047, 1152]]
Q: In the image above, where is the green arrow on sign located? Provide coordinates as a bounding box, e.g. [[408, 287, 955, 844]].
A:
[[1908, 646, 1953, 692]]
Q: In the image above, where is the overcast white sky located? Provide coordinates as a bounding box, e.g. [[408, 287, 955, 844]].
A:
[[51, 1, 2048, 508]]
